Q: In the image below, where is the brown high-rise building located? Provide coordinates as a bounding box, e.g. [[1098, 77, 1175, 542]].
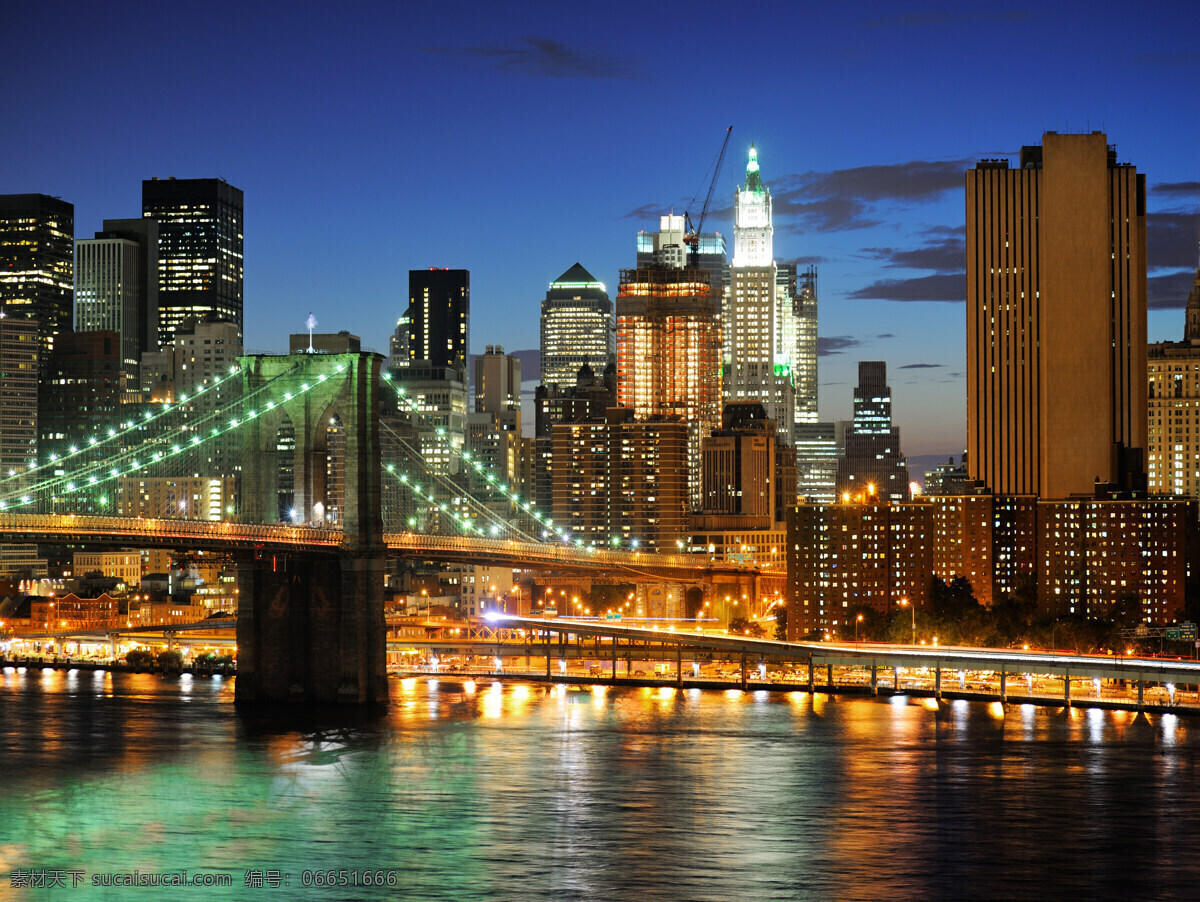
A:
[[966, 132, 1147, 498]]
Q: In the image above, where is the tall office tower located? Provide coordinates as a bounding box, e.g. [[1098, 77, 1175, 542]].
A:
[[1147, 251, 1200, 495], [0, 315, 40, 574], [966, 132, 1147, 498], [539, 263, 612, 388], [792, 265, 819, 426], [835, 361, 909, 503], [616, 266, 722, 506], [725, 147, 794, 435], [142, 178, 243, 347], [75, 219, 159, 398], [0, 315, 39, 484], [0, 194, 73, 364], [399, 269, 470, 369]]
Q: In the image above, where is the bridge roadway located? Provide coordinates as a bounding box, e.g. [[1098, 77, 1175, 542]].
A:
[[0, 513, 775, 578], [483, 615, 1200, 705]]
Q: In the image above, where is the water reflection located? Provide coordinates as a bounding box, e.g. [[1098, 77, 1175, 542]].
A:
[[0, 674, 1198, 899]]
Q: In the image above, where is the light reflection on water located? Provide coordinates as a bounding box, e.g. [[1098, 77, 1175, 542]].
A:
[[0, 671, 1198, 900]]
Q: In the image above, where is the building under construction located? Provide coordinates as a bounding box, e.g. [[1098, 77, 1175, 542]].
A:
[[615, 266, 722, 508]]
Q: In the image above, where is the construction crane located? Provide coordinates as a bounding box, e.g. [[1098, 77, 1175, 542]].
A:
[[683, 125, 733, 269]]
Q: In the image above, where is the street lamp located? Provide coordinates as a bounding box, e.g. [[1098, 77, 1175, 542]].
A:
[[898, 597, 915, 645], [855, 613, 863, 644]]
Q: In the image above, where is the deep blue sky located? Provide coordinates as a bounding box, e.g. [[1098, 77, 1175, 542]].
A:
[[5, 0, 1199, 464]]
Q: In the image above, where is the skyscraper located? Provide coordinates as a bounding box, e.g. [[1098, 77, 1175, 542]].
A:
[[0, 194, 73, 363], [725, 147, 795, 436], [966, 132, 1147, 498], [616, 266, 722, 506], [75, 218, 159, 396], [539, 263, 612, 388], [142, 178, 243, 347], [835, 361, 909, 503], [399, 269, 470, 369], [0, 315, 39, 483]]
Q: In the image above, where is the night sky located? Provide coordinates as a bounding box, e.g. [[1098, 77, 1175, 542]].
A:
[[5, 0, 1199, 469]]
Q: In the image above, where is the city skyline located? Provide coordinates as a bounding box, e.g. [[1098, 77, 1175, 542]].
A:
[[4, 0, 1199, 465]]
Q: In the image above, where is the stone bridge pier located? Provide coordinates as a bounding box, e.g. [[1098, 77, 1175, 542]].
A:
[[235, 352, 388, 707]]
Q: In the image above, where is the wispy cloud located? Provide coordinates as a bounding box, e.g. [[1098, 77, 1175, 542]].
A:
[[849, 273, 965, 303], [819, 336, 864, 356], [423, 36, 637, 80], [769, 160, 970, 232], [1154, 181, 1200, 198], [628, 159, 968, 231], [864, 231, 964, 273], [1148, 211, 1200, 270], [1149, 271, 1196, 310], [898, 363, 944, 369]]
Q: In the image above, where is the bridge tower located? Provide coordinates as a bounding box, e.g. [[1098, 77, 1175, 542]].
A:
[[235, 352, 388, 707]]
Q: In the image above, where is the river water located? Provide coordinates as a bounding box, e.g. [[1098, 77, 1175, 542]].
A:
[[1, 669, 1198, 901]]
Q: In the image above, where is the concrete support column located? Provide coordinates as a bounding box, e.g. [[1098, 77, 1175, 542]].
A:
[[871, 665, 878, 696], [1064, 674, 1071, 706], [935, 666, 942, 698], [545, 629, 551, 678], [999, 669, 1007, 701], [740, 651, 747, 690], [827, 664, 834, 690], [676, 644, 682, 687], [892, 666, 899, 690], [807, 660, 814, 693], [1137, 680, 1144, 709], [611, 635, 617, 679]]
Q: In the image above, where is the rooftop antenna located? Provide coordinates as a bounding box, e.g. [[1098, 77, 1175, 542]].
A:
[[306, 313, 317, 352]]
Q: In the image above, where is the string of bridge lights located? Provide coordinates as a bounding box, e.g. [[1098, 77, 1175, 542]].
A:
[[377, 422, 541, 542], [380, 372, 643, 551], [0, 363, 274, 488], [0, 363, 341, 512]]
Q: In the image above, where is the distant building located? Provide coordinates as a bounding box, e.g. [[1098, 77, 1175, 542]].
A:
[[1147, 256, 1200, 496], [39, 331, 124, 461], [835, 362, 909, 503], [75, 218, 159, 392], [539, 263, 612, 389], [142, 178, 243, 347], [923, 455, 972, 495], [550, 407, 688, 552], [533, 363, 616, 515], [967, 133, 1146, 497], [0, 194, 73, 365]]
